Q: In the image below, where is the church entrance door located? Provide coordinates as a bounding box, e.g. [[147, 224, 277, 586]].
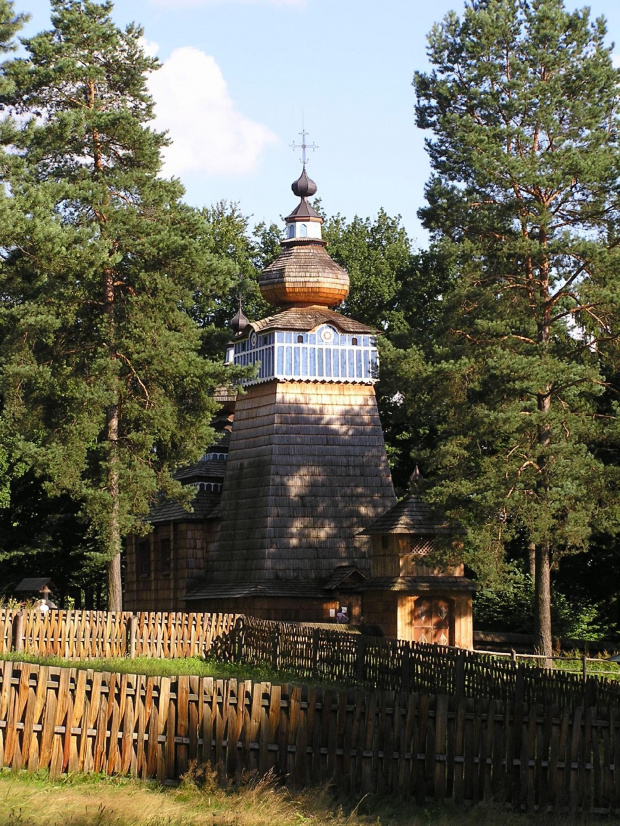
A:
[[412, 597, 453, 646]]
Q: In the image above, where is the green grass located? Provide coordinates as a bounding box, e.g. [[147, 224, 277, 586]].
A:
[[509, 653, 620, 680], [0, 651, 320, 685], [3, 648, 619, 689], [0, 769, 592, 825]]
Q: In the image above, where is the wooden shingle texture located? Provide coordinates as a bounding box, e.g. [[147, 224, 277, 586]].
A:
[[259, 243, 350, 307], [208, 380, 396, 587], [251, 305, 376, 335], [360, 493, 457, 536]]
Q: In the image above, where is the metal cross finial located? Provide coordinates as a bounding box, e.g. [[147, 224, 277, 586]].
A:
[[291, 127, 318, 167]]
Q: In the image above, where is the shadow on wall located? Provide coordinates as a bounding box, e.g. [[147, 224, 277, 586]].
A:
[[209, 383, 396, 583]]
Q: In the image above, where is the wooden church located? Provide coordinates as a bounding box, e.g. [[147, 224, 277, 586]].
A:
[[124, 160, 474, 649]]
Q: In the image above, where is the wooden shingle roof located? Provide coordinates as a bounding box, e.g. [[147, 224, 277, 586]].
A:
[[249, 306, 376, 336], [185, 579, 329, 601], [15, 577, 57, 593], [360, 493, 457, 536], [146, 430, 229, 525], [361, 576, 476, 593], [259, 243, 350, 308], [323, 565, 366, 591], [148, 490, 221, 525], [174, 460, 227, 483], [260, 243, 347, 284]]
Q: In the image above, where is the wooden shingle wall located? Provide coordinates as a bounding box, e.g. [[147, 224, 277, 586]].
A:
[[124, 521, 219, 612], [211, 380, 396, 585]]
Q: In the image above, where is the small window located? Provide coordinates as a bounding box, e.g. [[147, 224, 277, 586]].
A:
[[159, 536, 171, 577], [297, 335, 304, 343], [288, 224, 295, 239], [300, 224, 308, 237], [351, 337, 358, 346], [137, 539, 151, 578], [410, 538, 433, 556]]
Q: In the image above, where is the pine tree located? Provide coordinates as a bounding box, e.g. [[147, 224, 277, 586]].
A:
[[0, 0, 28, 509], [0, 0, 238, 609], [409, 0, 620, 657]]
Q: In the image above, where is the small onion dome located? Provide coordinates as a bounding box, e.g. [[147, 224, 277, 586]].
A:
[[409, 465, 423, 488], [230, 303, 249, 335], [291, 166, 317, 199]]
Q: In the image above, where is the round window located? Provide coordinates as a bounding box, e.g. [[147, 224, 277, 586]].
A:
[[321, 328, 334, 343]]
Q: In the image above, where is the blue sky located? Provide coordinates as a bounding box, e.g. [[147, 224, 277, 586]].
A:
[[13, 0, 620, 246]]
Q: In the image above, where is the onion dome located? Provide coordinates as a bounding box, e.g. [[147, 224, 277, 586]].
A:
[[291, 167, 317, 198], [230, 302, 249, 336], [409, 466, 423, 489], [259, 165, 350, 309]]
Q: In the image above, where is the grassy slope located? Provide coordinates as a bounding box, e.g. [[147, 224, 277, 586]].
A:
[[0, 770, 570, 826]]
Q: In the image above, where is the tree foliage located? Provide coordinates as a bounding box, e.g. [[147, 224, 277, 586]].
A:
[[403, 0, 620, 655], [322, 209, 413, 332], [0, 0, 239, 608], [197, 201, 280, 356]]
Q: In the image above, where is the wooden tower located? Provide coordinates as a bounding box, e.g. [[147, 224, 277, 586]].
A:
[[359, 471, 475, 648], [185, 163, 396, 620]]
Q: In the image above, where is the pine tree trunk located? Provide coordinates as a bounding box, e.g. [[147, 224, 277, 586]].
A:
[[104, 264, 122, 612], [534, 542, 552, 666], [106, 402, 122, 611], [528, 541, 536, 580]]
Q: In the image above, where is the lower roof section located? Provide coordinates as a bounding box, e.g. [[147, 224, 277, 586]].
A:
[[148, 490, 221, 525], [184, 579, 330, 601], [184, 575, 477, 602], [361, 576, 477, 593]]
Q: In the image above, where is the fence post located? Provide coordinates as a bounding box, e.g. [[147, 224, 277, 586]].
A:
[[128, 614, 137, 659], [233, 616, 244, 663], [355, 635, 367, 685], [312, 628, 320, 679], [454, 649, 465, 699], [11, 610, 24, 654], [584, 676, 597, 709], [400, 644, 411, 692], [582, 649, 587, 683], [272, 623, 280, 672]]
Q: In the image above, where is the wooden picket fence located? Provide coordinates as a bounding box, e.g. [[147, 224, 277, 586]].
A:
[[225, 616, 620, 710], [2, 609, 620, 711], [0, 609, 238, 660], [0, 659, 619, 813]]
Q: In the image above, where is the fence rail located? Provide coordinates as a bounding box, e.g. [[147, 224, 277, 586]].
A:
[[0, 609, 238, 660], [1, 659, 619, 813]]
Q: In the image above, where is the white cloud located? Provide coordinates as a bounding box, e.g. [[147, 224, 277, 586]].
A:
[[139, 37, 160, 58], [147, 47, 278, 177]]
